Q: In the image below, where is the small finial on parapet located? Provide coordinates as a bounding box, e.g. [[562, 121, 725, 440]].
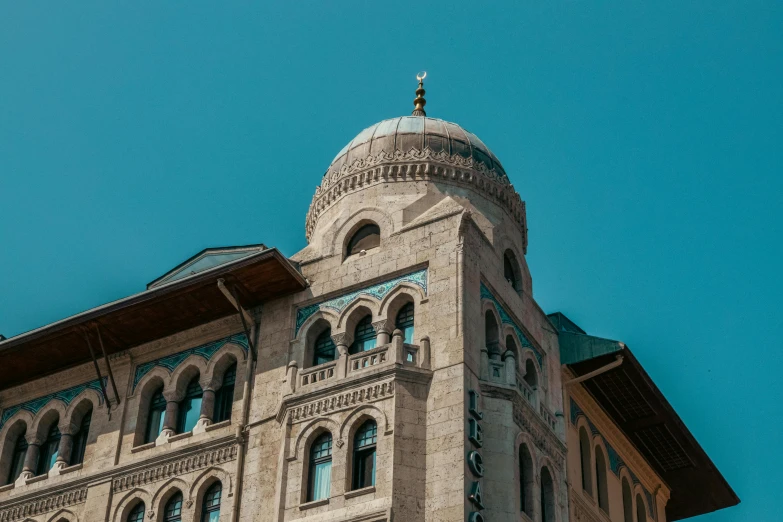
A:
[[412, 72, 427, 116]]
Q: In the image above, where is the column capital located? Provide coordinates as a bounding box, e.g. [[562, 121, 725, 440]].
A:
[[331, 332, 353, 348], [371, 319, 390, 334]]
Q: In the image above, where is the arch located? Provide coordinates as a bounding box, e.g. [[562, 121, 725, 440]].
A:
[[517, 442, 534, 517], [540, 464, 556, 522], [503, 249, 522, 292], [327, 207, 394, 258], [345, 222, 381, 257], [47, 508, 77, 522], [595, 444, 610, 513], [112, 488, 152, 522], [294, 308, 339, 342], [339, 404, 390, 440], [301, 317, 336, 369], [134, 372, 168, 446], [578, 425, 594, 495], [305, 430, 334, 502], [204, 344, 245, 390], [67, 397, 93, 467], [189, 466, 233, 500], [0, 417, 29, 486], [347, 310, 377, 354], [484, 308, 501, 359], [378, 284, 425, 322], [337, 300, 377, 331], [636, 493, 647, 522], [133, 367, 171, 400], [622, 476, 634, 522], [289, 417, 339, 461], [30, 400, 67, 442], [152, 478, 189, 519], [64, 389, 101, 429], [167, 356, 207, 402], [349, 418, 378, 490]]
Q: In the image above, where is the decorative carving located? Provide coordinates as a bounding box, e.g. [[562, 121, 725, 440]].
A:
[[305, 147, 527, 248], [132, 333, 249, 391], [287, 381, 394, 424], [371, 320, 390, 334], [570, 488, 607, 522], [295, 270, 428, 336], [112, 441, 238, 492], [0, 379, 107, 431], [0, 487, 87, 522], [335, 439, 344, 448]]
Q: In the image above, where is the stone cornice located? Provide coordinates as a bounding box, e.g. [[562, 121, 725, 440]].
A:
[[480, 382, 566, 466], [566, 370, 672, 500], [305, 148, 527, 250], [569, 487, 611, 522], [0, 487, 88, 522]]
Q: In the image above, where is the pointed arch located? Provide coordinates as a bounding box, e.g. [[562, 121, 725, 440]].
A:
[[30, 400, 67, 441], [204, 345, 245, 390], [167, 356, 207, 401], [46, 508, 77, 522], [338, 404, 391, 440], [578, 422, 594, 495], [152, 477, 189, 517], [189, 466, 232, 500], [289, 416, 340, 461], [0, 416, 29, 486], [378, 283, 425, 322], [337, 300, 378, 331], [112, 488, 152, 522], [64, 389, 101, 429]]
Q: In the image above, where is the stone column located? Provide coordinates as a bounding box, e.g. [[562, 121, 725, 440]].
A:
[[17, 438, 41, 484], [419, 336, 431, 369], [503, 350, 517, 386], [332, 333, 351, 379], [157, 398, 179, 444], [51, 425, 75, 475], [372, 320, 391, 346], [286, 361, 298, 395], [193, 385, 216, 435], [392, 329, 404, 364]]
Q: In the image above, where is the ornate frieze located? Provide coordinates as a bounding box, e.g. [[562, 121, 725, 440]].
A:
[[112, 440, 238, 492], [286, 380, 394, 424], [304, 148, 527, 249], [294, 269, 428, 336], [479, 282, 544, 367], [132, 332, 248, 390], [0, 486, 87, 522], [569, 487, 607, 522], [0, 378, 106, 431]]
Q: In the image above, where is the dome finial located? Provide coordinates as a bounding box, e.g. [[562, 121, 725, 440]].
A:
[[412, 71, 427, 116]]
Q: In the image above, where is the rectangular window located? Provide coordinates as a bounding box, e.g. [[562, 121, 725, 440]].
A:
[[309, 461, 332, 501]]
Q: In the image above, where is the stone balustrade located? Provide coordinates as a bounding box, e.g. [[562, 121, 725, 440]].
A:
[[299, 361, 336, 387], [348, 345, 389, 373]]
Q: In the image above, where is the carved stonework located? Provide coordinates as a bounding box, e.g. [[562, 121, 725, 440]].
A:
[[0, 487, 87, 522], [112, 440, 237, 492], [371, 320, 389, 334], [286, 381, 394, 424], [570, 488, 607, 522], [305, 148, 527, 248]]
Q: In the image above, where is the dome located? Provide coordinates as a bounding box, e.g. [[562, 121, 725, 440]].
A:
[[327, 116, 507, 179]]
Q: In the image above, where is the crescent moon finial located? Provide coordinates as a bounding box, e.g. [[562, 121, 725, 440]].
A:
[[416, 71, 427, 82], [412, 72, 427, 116]]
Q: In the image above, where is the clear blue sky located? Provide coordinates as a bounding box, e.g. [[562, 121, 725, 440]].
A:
[[1, 2, 780, 520]]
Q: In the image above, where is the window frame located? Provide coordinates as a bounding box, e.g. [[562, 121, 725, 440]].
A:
[[351, 420, 378, 490], [395, 302, 415, 345], [70, 407, 92, 466], [164, 492, 183, 522], [346, 223, 381, 257], [176, 376, 203, 434], [127, 502, 146, 522], [144, 386, 167, 444], [349, 315, 377, 354], [36, 422, 61, 476], [201, 481, 222, 522], [307, 432, 333, 502], [213, 363, 237, 424], [312, 328, 336, 366], [7, 431, 28, 485]]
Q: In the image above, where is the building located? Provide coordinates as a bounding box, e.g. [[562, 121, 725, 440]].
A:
[[0, 78, 738, 522]]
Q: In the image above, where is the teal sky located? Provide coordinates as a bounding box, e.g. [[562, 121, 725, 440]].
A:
[[1, 2, 780, 520]]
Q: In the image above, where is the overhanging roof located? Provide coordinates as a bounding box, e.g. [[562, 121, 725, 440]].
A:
[[0, 247, 307, 391], [554, 314, 739, 520]]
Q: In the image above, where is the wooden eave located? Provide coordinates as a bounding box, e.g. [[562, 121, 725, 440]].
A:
[[0, 248, 306, 391]]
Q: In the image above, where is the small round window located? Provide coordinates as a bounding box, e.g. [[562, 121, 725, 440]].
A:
[[346, 224, 380, 256]]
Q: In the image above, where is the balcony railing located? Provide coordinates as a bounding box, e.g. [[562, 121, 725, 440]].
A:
[[299, 361, 336, 387], [348, 345, 389, 373]]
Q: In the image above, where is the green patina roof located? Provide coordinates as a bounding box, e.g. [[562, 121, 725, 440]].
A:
[[546, 312, 623, 365]]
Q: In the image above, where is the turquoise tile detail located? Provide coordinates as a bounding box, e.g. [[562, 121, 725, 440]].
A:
[[570, 398, 657, 520], [294, 269, 428, 336], [132, 332, 249, 391], [479, 282, 544, 368], [0, 378, 107, 431]]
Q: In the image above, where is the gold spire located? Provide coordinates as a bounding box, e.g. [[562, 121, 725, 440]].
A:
[[412, 71, 427, 116]]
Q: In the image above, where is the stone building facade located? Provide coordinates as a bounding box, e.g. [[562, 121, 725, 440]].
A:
[[0, 83, 737, 522]]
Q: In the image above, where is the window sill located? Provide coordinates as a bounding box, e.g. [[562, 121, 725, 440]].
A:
[[344, 486, 375, 499], [0, 483, 14, 493], [131, 441, 156, 454], [27, 474, 48, 484], [299, 498, 329, 510], [205, 420, 231, 432], [61, 463, 82, 475], [168, 431, 193, 443]]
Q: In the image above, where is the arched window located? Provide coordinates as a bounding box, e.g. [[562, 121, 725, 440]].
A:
[[540, 466, 555, 522], [504, 250, 521, 291], [595, 445, 609, 512], [395, 302, 415, 344], [579, 427, 593, 494], [307, 432, 333, 502], [177, 375, 203, 433], [346, 224, 380, 256], [622, 478, 634, 522], [201, 481, 222, 522], [518, 443, 533, 517], [636, 494, 647, 522], [164, 492, 183, 522], [145, 386, 166, 444], [524, 359, 538, 389], [350, 315, 376, 354], [37, 420, 61, 475], [6, 430, 27, 484], [70, 406, 92, 466], [127, 502, 145, 522], [313, 329, 336, 366], [214, 363, 236, 424], [352, 420, 377, 490], [484, 310, 500, 360]]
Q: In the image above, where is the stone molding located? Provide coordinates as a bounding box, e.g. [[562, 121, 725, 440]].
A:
[[112, 439, 238, 492], [286, 380, 394, 425], [569, 487, 610, 522], [480, 383, 565, 467], [304, 148, 527, 250], [0, 487, 87, 522]]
